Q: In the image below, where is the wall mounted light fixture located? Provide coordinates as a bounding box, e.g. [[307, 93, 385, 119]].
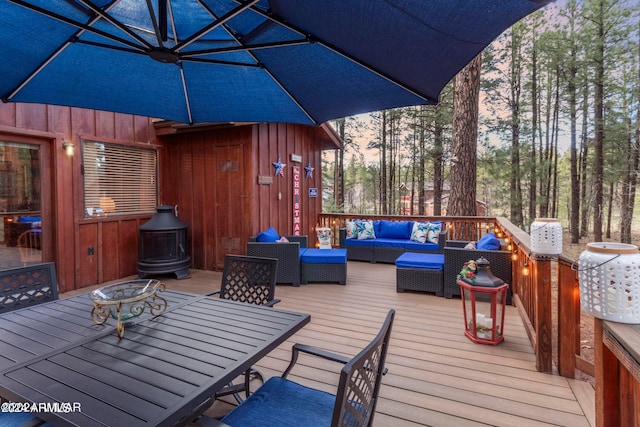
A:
[[62, 141, 75, 156]]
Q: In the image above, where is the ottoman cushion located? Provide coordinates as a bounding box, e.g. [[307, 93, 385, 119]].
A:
[[300, 248, 347, 264], [395, 252, 444, 270]]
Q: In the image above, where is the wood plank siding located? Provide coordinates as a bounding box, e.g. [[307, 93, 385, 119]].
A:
[[0, 103, 156, 292], [157, 122, 333, 270], [0, 101, 338, 291], [63, 261, 595, 426]]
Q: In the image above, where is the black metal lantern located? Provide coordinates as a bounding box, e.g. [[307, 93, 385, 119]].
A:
[[458, 257, 509, 345]]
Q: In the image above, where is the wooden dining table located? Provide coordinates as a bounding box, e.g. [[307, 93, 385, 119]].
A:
[[0, 288, 310, 426]]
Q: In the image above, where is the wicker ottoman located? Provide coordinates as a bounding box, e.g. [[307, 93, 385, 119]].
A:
[[395, 252, 444, 296], [300, 249, 347, 285]]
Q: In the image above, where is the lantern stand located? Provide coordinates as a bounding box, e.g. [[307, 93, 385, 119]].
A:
[[457, 257, 509, 345]]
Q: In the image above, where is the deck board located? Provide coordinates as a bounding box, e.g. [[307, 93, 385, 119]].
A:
[[63, 261, 594, 426]]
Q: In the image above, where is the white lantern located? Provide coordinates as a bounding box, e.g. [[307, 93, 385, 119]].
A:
[[578, 242, 640, 324], [530, 218, 563, 255]]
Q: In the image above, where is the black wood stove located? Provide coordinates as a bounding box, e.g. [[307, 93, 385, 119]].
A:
[[138, 205, 191, 279]]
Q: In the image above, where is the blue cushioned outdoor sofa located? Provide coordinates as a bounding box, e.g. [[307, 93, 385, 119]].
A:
[[339, 219, 446, 264]]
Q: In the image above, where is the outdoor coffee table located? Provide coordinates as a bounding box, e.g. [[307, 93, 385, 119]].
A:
[[0, 292, 310, 426]]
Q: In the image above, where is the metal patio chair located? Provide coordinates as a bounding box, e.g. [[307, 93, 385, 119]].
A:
[[208, 255, 279, 404], [197, 309, 395, 427], [17, 229, 41, 266], [0, 262, 58, 314]]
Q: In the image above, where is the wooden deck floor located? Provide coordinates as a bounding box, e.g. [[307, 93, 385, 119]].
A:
[[65, 261, 595, 426]]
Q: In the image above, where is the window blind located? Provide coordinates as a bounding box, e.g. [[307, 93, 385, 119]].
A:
[[82, 141, 157, 216]]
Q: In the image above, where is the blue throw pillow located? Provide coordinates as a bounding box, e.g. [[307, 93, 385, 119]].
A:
[[476, 232, 501, 250], [256, 227, 279, 242], [378, 220, 411, 239]]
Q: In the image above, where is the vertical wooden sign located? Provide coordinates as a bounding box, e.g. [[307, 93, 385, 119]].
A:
[[293, 166, 301, 235]]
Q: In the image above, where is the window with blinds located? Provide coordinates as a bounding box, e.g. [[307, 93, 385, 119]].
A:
[[82, 141, 157, 217]]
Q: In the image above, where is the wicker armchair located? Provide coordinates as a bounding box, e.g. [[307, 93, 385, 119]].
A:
[[443, 241, 513, 302], [247, 235, 308, 287]]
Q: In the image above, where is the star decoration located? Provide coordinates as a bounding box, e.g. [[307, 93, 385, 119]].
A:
[[305, 161, 314, 179], [272, 157, 286, 176]]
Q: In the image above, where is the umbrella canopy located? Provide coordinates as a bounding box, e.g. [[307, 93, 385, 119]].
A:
[[0, 0, 550, 125]]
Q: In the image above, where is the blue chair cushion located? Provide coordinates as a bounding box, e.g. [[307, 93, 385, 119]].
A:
[[372, 238, 406, 249], [300, 249, 347, 264], [403, 240, 440, 251], [221, 376, 335, 427], [395, 252, 444, 270], [0, 412, 52, 427], [343, 238, 375, 247], [477, 232, 501, 250], [377, 220, 412, 239], [256, 227, 279, 243]]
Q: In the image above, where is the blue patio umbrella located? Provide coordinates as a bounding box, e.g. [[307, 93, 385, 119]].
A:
[[0, 0, 551, 125]]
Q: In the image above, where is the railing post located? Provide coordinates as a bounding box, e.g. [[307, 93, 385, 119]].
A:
[[533, 255, 553, 373], [594, 319, 621, 427], [557, 257, 578, 378]]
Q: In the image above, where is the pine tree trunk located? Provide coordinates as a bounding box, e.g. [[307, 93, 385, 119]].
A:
[[567, 1, 580, 244], [529, 45, 538, 225], [418, 107, 426, 215], [620, 23, 640, 244], [334, 119, 345, 211], [449, 54, 482, 217], [580, 83, 590, 238], [606, 181, 614, 239], [551, 67, 560, 218], [509, 26, 524, 227], [593, 0, 605, 241], [380, 112, 387, 215], [433, 118, 444, 216]]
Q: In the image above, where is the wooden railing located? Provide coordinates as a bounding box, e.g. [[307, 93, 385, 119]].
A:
[[316, 213, 594, 378], [316, 214, 500, 248]]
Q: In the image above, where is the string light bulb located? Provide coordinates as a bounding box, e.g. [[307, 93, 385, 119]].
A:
[[522, 261, 530, 276]]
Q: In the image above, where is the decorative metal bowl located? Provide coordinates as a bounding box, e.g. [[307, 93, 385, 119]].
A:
[[89, 279, 167, 338]]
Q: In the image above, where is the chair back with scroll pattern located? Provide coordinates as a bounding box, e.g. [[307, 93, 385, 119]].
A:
[[332, 309, 395, 427], [0, 262, 58, 314], [219, 255, 278, 306]]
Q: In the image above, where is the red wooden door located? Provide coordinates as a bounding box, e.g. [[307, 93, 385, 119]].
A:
[[214, 144, 245, 268]]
